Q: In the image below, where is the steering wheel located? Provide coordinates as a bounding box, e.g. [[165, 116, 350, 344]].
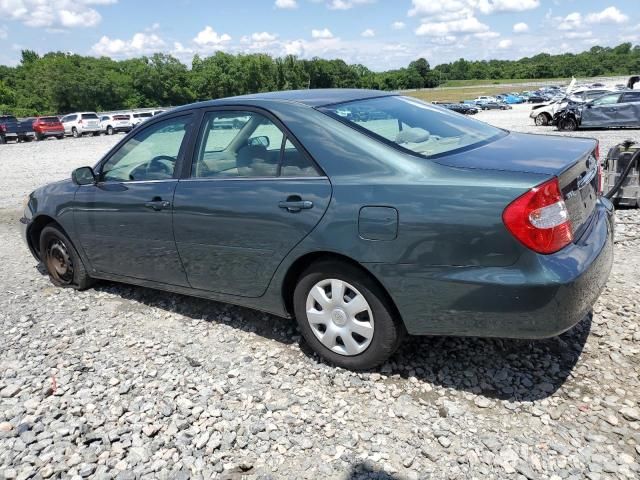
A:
[[129, 155, 176, 180]]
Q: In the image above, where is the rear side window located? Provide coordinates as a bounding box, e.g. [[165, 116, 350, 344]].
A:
[[82, 113, 98, 120], [192, 110, 319, 178]]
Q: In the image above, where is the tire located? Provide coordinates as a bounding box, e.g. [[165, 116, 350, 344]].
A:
[[535, 113, 550, 126], [72, 127, 79, 138], [0, 135, 5, 145], [39, 225, 94, 290], [559, 117, 578, 131], [57, 135, 64, 140], [106, 126, 114, 135], [36, 133, 44, 141], [92, 132, 100, 136], [293, 260, 404, 370]]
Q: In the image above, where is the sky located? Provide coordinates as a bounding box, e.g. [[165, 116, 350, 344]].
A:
[[0, 0, 638, 70]]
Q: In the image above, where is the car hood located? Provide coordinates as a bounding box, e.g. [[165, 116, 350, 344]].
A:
[[431, 131, 596, 176]]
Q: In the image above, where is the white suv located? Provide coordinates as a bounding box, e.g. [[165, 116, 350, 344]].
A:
[[100, 114, 133, 135], [61, 112, 101, 137], [131, 111, 154, 127]]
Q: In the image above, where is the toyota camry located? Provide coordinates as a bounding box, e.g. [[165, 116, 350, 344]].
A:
[[21, 89, 614, 370]]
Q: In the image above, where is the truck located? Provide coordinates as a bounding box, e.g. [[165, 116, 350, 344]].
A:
[[0, 115, 36, 144]]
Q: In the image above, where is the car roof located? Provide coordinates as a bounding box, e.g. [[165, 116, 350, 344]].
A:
[[178, 89, 396, 111]]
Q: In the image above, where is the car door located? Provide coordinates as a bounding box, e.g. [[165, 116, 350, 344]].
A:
[[74, 113, 195, 286], [618, 91, 640, 127], [61, 115, 75, 134], [173, 108, 332, 297], [581, 93, 621, 127]]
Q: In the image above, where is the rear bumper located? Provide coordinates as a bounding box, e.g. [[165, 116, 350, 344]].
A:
[[38, 130, 64, 136], [368, 199, 614, 338]]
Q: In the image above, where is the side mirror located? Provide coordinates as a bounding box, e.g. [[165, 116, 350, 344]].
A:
[[72, 166, 96, 186], [248, 136, 270, 148]]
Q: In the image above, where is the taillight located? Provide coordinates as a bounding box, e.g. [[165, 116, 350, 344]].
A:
[[503, 177, 573, 254]]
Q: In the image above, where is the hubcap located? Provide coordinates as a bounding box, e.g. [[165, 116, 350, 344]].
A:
[[46, 239, 74, 284], [305, 279, 374, 356]]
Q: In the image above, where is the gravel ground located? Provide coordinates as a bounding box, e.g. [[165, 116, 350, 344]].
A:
[[1, 110, 639, 479]]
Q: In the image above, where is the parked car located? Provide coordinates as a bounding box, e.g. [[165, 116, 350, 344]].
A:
[[21, 89, 613, 370], [526, 92, 549, 104], [61, 112, 101, 137], [32, 116, 65, 140], [479, 101, 511, 110], [555, 90, 640, 130], [131, 111, 154, 126], [474, 96, 497, 104], [100, 114, 133, 135], [0, 115, 36, 144], [442, 103, 478, 115]]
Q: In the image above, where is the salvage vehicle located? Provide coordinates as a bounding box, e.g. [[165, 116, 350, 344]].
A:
[[21, 89, 614, 370], [61, 112, 101, 137], [33, 116, 65, 140], [441, 103, 478, 115], [555, 91, 640, 131], [100, 114, 133, 135], [0, 115, 36, 143]]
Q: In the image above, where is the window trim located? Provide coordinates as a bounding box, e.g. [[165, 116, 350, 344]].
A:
[[186, 105, 326, 180], [94, 112, 196, 184]]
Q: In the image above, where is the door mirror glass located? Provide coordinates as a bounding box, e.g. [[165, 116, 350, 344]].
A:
[[248, 136, 270, 148], [72, 166, 96, 185]]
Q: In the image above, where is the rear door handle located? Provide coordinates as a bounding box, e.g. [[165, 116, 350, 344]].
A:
[[278, 200, 313, 213], [144, 200, 171, 211]]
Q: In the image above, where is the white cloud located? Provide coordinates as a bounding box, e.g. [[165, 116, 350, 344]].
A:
[[327, 0, 374, 10], [497, 39, 512, 49], [391, 21, 405, 30], [557, 12, 582, 31], [585, 6, 628, 25], [513, 22, 529, 33], [193, 26, 232, 47], [0, 0, 116, 28], [311, 28, 334, 39], [361, 28, 375, 37], [251, 32, 278, 42], [91, 32, 164, 58], [475, 0, 540, 14], [415, 15, 489, 36], [408, 0, 539, 19], [274, 0, 297, 8]]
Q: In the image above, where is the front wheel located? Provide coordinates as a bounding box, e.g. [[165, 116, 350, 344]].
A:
[[559, 117, 578, 131], [293, 260, 404, 370], [535, 113, 549, 126], [106, 126, 114, 135], [39, 225, 94, 290]]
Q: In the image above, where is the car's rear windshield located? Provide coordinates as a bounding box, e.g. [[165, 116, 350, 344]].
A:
[[0, 116, 18, 122], [113, 115, 130, 120], [134, 112, 152, 118], [82, 113, 98, 120], [321, 96, 505, 158], [40, 117, 60, 123]]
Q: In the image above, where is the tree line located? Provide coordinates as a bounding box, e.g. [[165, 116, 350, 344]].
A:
[[0, 43, 638, 116]]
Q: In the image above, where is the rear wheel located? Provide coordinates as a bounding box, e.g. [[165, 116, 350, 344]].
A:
[[56, 135, 64, 140], [0, 135, 5, 144], [535, 113, 550, 126], [106, 126, 114, 135], [293, 260, 404, 370], [39, 225, 94, 290], [72, 127, 79, 138], [92, 132, 100, 137]]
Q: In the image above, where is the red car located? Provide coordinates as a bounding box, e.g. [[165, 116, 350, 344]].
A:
[[32, 116, 65, 140]]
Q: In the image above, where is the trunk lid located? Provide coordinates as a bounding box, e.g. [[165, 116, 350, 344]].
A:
[[434, 131, 599, 237]]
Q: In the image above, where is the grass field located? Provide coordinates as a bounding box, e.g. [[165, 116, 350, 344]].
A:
[[405, 84, 546, 103]]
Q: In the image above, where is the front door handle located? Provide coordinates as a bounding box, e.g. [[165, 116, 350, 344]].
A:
[[278, 199, 313, 213], [144, 199, 171, 211]]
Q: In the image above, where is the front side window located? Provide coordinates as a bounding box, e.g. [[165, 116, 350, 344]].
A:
[[321, 96, 504, 158], [192, 111, 319, 178], [100, 115, 191, 182]]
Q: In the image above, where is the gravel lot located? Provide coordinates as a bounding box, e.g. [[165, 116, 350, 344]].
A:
[[1, 109, 639, 479]]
